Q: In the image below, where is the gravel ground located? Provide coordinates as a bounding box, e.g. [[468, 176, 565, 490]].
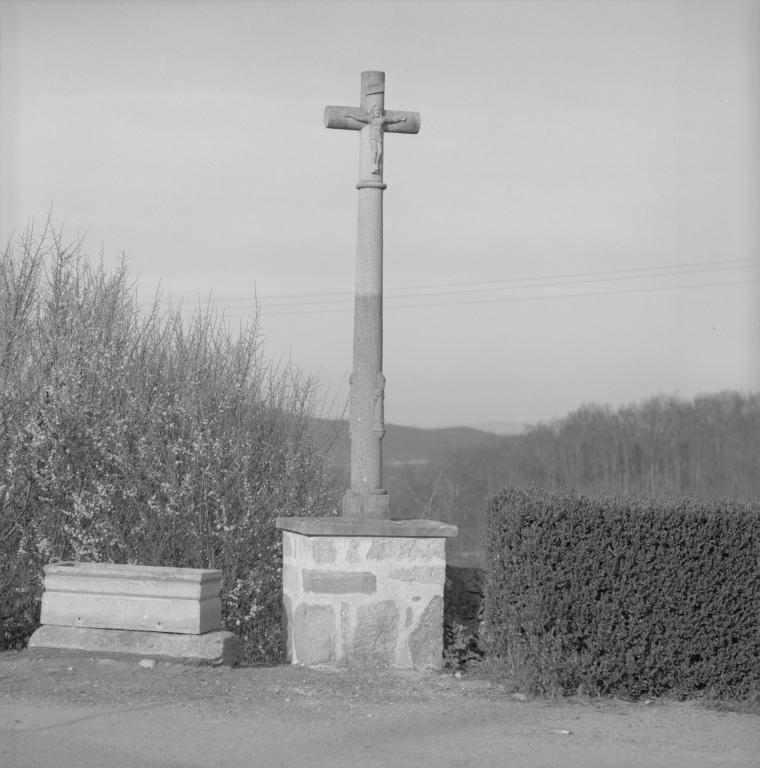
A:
[[2, 649, 759, 768]]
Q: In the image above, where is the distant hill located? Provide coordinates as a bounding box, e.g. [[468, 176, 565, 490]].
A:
[[311, 420, 498, 467], [466, 421, 528, 436]]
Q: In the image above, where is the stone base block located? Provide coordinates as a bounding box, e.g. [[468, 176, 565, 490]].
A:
[[275, 517, 457, 670], [342, 489, 391, 519], [28, 625, 243, 666]]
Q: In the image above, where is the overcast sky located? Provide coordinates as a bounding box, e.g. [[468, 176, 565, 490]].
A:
[[1, 0, 758, 428]]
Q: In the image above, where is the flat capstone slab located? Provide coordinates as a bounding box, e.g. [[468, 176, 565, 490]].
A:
[[28, 626, 243, 666], [275, 517, 458, 538]]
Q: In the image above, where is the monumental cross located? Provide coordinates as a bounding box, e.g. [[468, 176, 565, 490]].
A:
[[324, 71, 420, 519], [273, 71, 454, 671]]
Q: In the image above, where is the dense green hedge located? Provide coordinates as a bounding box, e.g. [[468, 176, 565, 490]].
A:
[[482, 486, 760, 698]]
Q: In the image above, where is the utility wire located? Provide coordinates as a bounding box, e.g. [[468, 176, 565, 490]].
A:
[[164, 257, 760, 309], [205, 263, 760, 311], [218, 277, 760, 318]]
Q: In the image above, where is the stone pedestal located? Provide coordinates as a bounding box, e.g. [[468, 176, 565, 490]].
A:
[[276, 517, 457, 669], [29, 561, 242, 665]]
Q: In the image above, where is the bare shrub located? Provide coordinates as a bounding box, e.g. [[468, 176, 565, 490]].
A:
[[0, 217, 342, 660]]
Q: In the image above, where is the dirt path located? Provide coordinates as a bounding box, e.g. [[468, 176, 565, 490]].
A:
[[2, 650, 758, 768]]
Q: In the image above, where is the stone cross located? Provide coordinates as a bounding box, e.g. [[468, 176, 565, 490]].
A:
[[324, 71, 420, 519]]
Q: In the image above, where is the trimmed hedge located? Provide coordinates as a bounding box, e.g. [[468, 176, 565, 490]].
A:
[[482, 486, 760, 698]]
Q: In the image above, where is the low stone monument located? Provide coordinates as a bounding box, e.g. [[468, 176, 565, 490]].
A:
[[276, 71, 456, 669], [29, 562, 243, 665]]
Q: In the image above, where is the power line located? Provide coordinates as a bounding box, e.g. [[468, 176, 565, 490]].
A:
[[163, 257, 760, 309], [203, 263, 760, 311], [204, 277, 759, 318]]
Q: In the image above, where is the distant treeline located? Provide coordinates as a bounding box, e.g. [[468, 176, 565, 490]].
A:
[[386, 392, 760, 564]]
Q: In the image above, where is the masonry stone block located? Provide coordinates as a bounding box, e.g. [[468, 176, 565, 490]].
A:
[[282, 563, 299, 594], [353, 600, 399, 664], [409, 595, 444, 669], [340, 602, 351, 659], [293, 603, 335, 665], [366, 538, 444, 562], [388, 565, 445, 584], [346, 540, 363, 563], [302, 570, 376, 594], [282, 592, 293, 660], [312, 539, 337, 564]]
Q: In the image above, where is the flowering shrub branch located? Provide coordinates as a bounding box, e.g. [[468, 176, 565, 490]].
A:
[[0, 217, 343, 660]]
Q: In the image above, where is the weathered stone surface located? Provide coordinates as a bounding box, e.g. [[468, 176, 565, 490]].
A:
[[40, 561, 222, 634], [42, 562, 222, 599], [276, 517, 457, 538], [302, 570, 376, 594], [409, 595, 444, 669], [28, 626, 243, 666], [340, 602, 351, 659], [388, 565, 445, 584], [282, 563, 299, 593], [341, 488, 391, 520], [282, 532, 294, 559], [282, 592, 293, 661], [366, 538, 445, 562], [405, 607, 414, 628], [311, 539, 337, 564], [346, 539, 363, 563], [353, 600, 399, 664], [292, 603, 335, 665]]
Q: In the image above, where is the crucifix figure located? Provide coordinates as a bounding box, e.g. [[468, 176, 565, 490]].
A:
[[345, 104, 408, 174], [324, 71, 420, 519]]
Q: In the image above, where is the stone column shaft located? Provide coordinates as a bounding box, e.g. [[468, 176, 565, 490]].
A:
[[343, 70, 389, 519], [351, 186, 384, 496]]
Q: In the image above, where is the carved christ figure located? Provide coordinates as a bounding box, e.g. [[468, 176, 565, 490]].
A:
[[346, 104, 407, 174]]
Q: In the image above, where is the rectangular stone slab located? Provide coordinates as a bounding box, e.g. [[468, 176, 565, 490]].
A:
[[28, 625, 242, 666], [40, 562, 222, 634]]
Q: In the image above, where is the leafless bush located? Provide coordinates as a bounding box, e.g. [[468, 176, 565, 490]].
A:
[[0, 217, 342, 660]]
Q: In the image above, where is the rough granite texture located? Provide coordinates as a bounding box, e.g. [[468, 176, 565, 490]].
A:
[[353, 600, 399, 664], [282, 531, 447, 669], [409, 594, 444, 668], [292, 604, 335, 665]]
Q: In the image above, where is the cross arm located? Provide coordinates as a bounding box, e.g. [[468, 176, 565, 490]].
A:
[[324, 106, 421, 134], [324, 106, 365, 131], [383, 110, 421, 134]]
